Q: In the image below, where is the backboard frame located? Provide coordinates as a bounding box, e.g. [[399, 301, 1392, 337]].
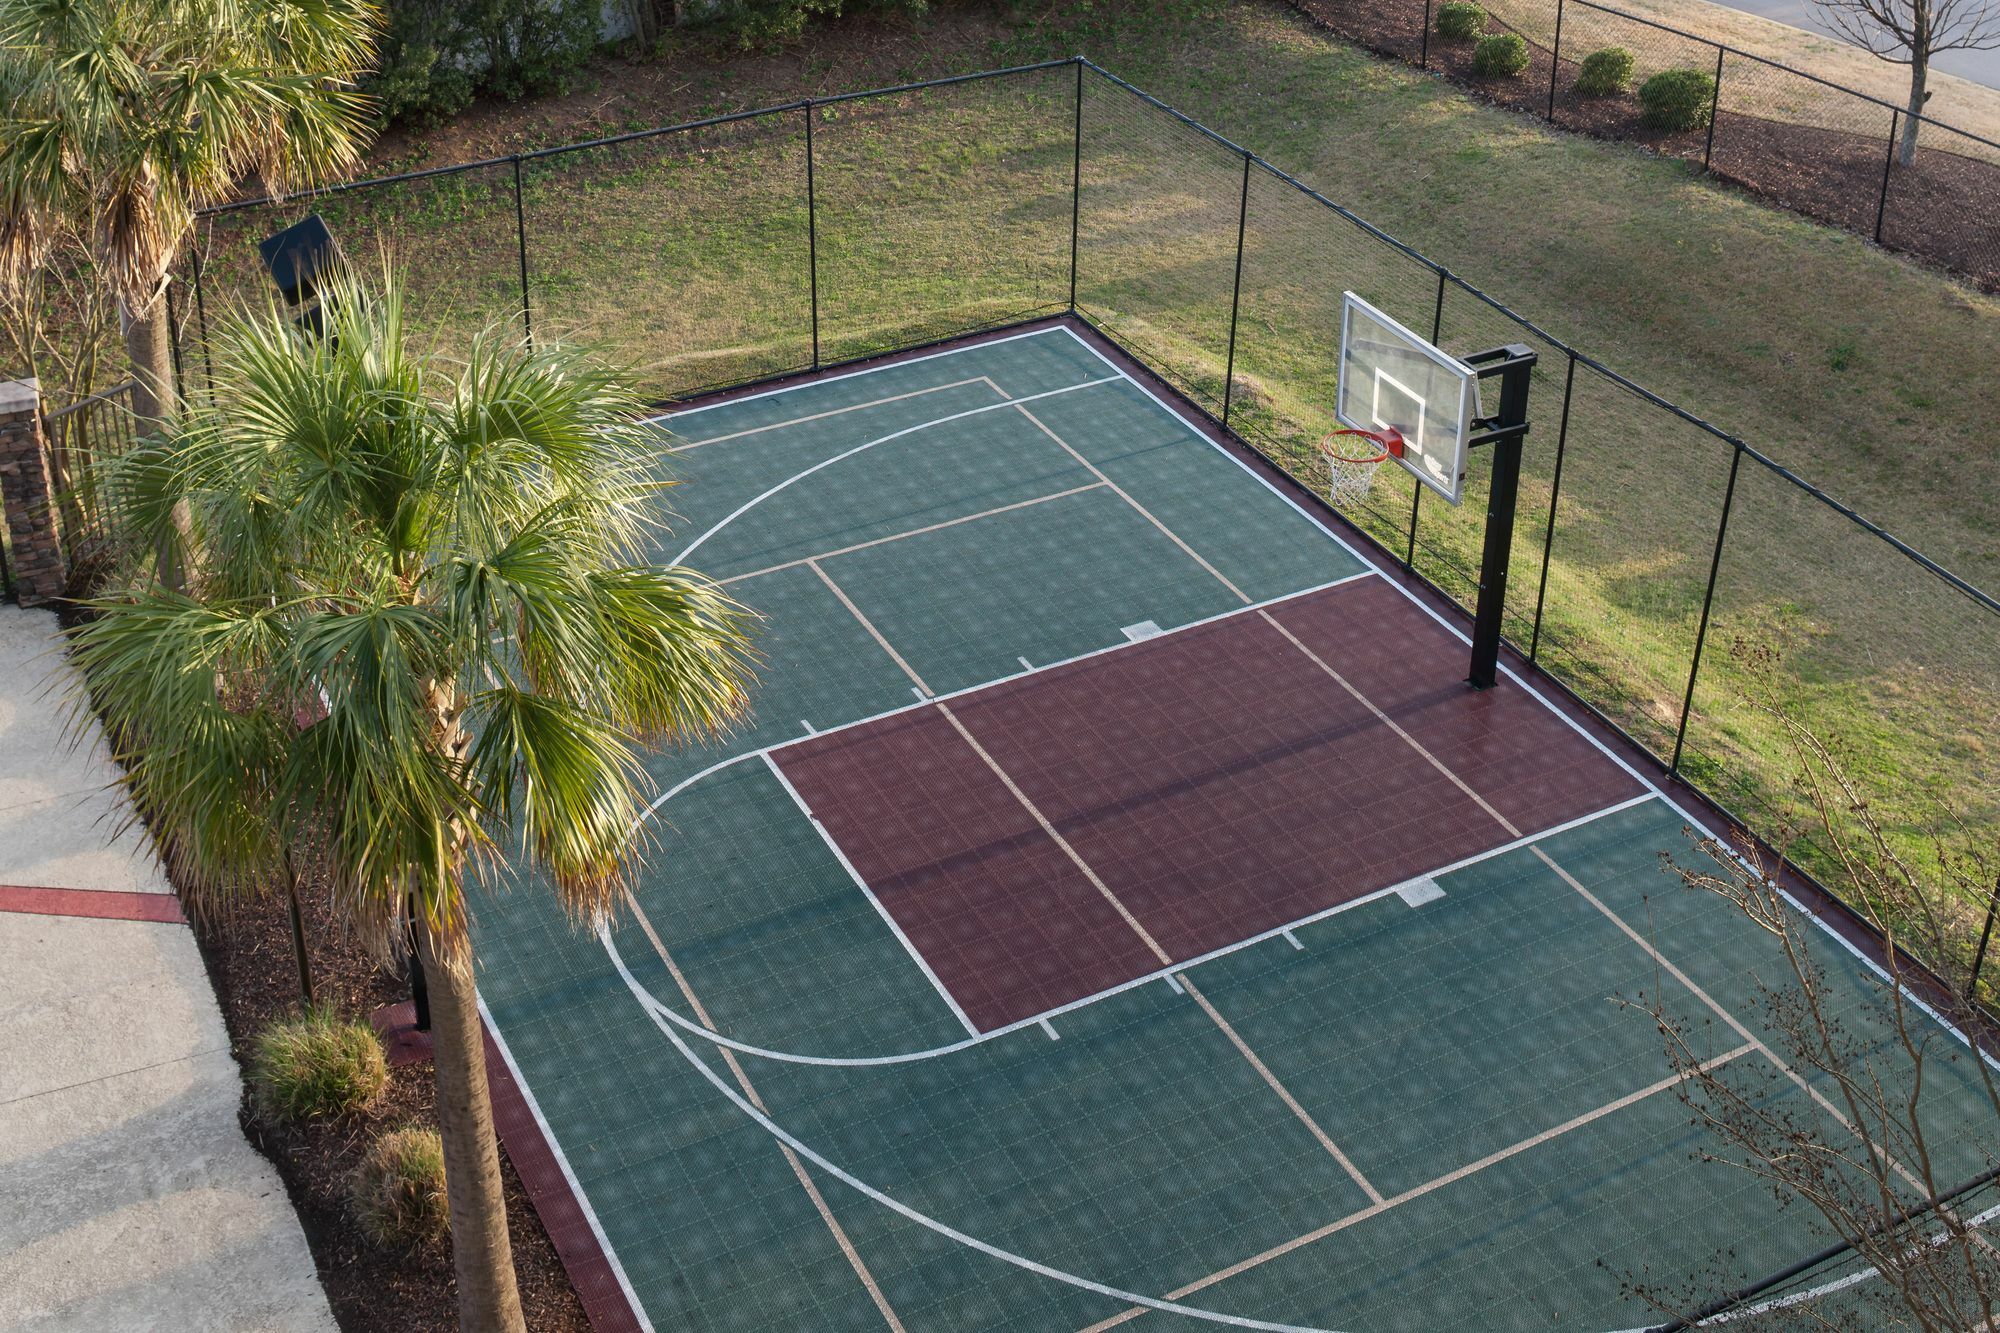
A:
[[1336, 292, 1481, 505]]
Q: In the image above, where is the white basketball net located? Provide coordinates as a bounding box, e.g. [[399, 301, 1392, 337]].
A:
[[1317, 431, 1391, 508]]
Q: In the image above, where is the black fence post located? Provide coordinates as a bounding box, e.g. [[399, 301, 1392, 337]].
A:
[[804, 100, 821, 369], [1548, 0, 1565, 122], [512, 155, 533, 348], [1670, 444, 1743, 775], [1703, 46, 1724, 171], [1070, 59, 1085, 314], [1968, 879, 1999, 1003], [1528, 352, 1577, 661], [191, 246, 213, 395], [166, 272, 185, 402], [1221, 152, 1252, 425], [1875, 109, 1899, 244], [1421, 0, 1433, 68]]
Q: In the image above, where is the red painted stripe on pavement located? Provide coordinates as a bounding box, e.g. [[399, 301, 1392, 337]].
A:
[[0, 884, 185, 924]]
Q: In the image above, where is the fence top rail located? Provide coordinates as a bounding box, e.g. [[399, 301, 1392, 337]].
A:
[[184, 58, 1999, 618], [1565, 0, 2000, 150], [42, 380, 136, 422]]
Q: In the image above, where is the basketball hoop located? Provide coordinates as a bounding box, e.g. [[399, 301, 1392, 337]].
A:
[[1317, 427, 1402, 508]]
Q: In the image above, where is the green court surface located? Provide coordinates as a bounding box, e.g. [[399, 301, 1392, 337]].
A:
[[470, 325, 1997, 1332]]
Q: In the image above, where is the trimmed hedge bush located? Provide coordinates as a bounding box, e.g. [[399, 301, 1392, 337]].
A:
[[1473, 32, 1530, 78], [1435, 1, 1486, 40], [1638, 68, 1717, 131], [250, 1007, 388, 1122], [349, 1126, 450, 1252], [1575, 46, 1636, 97]]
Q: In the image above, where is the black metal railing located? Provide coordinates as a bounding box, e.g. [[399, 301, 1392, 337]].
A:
[[41, 379, 139, 578], [172, 58, 2000, 995], [1288, 0, 2000, 291]]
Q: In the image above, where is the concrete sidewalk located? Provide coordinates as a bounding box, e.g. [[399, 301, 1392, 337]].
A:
[[0, 605, 335, 1332]]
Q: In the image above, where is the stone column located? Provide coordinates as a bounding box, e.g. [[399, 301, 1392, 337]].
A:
[[0, 379, 68, 605]]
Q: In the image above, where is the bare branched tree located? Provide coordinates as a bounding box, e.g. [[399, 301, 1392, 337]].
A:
[[1625, 650, 2000, 1330], [1808, 0, 2000, 164]]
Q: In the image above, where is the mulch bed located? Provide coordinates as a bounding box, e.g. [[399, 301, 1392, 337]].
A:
[[191, 886, 592, 1333], [1285, 0, 2000, 291]]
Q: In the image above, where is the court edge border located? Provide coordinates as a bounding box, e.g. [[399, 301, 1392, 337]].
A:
[[483, 312, 2000, 1333]]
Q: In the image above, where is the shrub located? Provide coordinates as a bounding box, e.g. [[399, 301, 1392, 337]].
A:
[[365, 0, 603, 127], [1435, 1, 1486, 40], [1575, 46, 1636, 97], [1472, 32, 1530, 78], [349, 1126, 451, 1252], [1638, 67, 1718, 132], [250, 1007, 388, 1121]]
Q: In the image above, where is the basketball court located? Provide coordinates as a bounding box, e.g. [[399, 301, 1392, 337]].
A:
[[469, 320, 1997, 1332]]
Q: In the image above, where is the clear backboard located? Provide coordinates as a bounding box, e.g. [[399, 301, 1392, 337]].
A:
[[1337, 292, 1481, 505]]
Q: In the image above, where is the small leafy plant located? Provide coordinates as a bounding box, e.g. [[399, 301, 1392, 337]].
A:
[[349, 1126, 451, 1251], [1639, 67, 1718, 131], [1473, 32, 1531, 77], [1436, 1, 1487, 40], [1575, 46, 1636, 97], [250, 1006, 388, 1121]]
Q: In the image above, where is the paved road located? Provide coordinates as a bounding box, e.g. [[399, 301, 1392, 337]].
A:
[[1706, 0, 2000, 90], [0, 605, 336, 1333]]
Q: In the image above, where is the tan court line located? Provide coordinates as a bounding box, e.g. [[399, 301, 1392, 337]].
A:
[[622, 892, 907, 1332], [670, 376, 993, 449], [1075, 1042, 1759, 1333], [806, 556, 1380, 1200], [1263, 614, 1931, 1192], [1054, 434, 1938, 1316], [720, 483, 1107, 586]]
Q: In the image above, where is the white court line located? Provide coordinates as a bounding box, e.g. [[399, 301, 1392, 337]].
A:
[[1076, 1042, 1761, 1333], [607, 786, 1660, 1068], [618, 939, 1764, 1333], [762, 751, 980, 1038], [644, 324, 1068, 424], [617, 893, 908, 1331], [672, 374, 1123, 566], [670, 376, 994, 449], [1053, 324, 2000, 1073], [478, 998, 658, 1333], [719, 482, 1107, 585]]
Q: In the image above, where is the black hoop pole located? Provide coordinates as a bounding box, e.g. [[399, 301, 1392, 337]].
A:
[[1221, 151, 1252, 425], [406, 897, 431, 1032], [1421, 0, 1433, 67], [1466, 344, 1538, 690], [1069, 59, 1084, 312], [805, 100, 821, 368]]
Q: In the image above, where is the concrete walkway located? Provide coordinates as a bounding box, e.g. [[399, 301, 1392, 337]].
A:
[[0, 605, 335, 1332]]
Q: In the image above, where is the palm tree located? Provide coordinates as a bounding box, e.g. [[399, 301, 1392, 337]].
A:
[[0, 0, 379, 434], [68, 270, 755, 1330]]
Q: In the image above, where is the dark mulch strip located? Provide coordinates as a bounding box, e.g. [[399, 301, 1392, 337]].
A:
[[191, 886, 591, 1333], [1285, 0, 2000, 291]]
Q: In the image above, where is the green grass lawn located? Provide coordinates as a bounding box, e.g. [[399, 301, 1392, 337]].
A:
[[181, 0, 1997, 922]]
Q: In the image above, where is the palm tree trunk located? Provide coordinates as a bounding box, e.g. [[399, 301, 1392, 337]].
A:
[[119, 283, 192, 588], [120, 292, 174, 435], [418, 922, 526, 1333]]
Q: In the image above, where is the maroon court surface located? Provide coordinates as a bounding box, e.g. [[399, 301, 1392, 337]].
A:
[[774, 576, 1646, 1032]]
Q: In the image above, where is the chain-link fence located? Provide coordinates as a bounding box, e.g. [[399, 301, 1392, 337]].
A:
[[175, 57, 2000, 997], [1286, 0, 2000, 291]]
